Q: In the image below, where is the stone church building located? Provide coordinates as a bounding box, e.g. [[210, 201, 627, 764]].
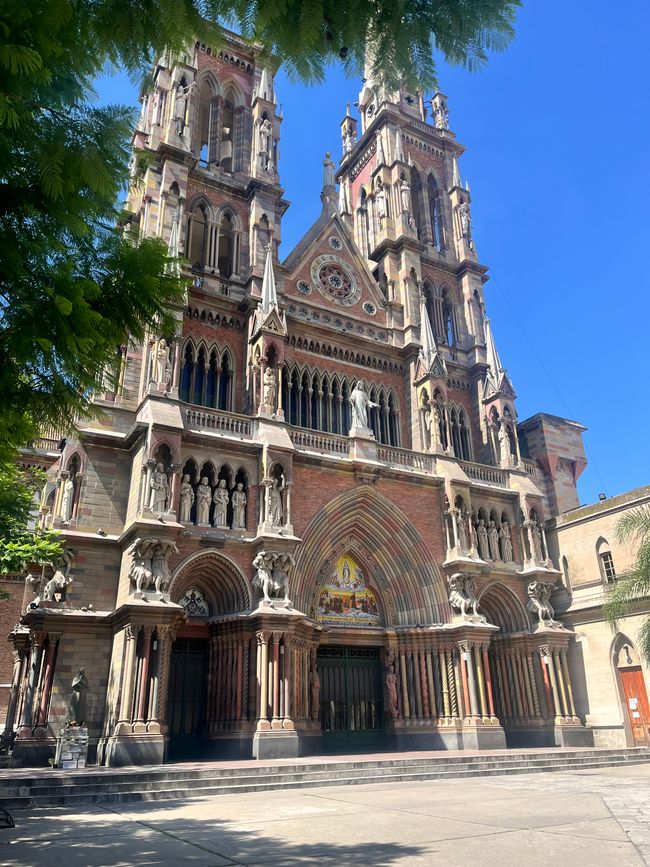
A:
[[5, 30, 647, 766]]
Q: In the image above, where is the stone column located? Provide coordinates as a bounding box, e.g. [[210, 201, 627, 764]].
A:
[[526, 652, 541, 718], [541, 647, 563, 722], [35, 635, 59, 728], [256, 631, 270, 731], [2, 648, 25, 738], [17, 635, 43, 735], [118, 625, 138, 728], [440, 649, 451, 719], [134, 628, 153, 728], [271, 634, 281, 729], [553, 650, 570, 718], [482, 647, 496, 719], [399, 651, 411, 719], [425, 650, 437, 718], [473, 646, 488, 720], [560, 650, 578, 720], [283, 641, 294, 730]]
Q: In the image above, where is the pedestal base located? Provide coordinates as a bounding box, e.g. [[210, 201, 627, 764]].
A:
[[252, 729, 299, 760], [460, 724, 507, 751], [553, 723, 593, 748], [100, 733, 165, 767]]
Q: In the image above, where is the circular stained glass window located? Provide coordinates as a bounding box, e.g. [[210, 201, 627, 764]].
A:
[[310, 255, 360, 306], [297, 280, 311, 295], [328, 236, 343, 250], [363, 302, 377, 316]]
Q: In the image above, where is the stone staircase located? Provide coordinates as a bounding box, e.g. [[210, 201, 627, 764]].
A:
[[2, 747, 649, 810]]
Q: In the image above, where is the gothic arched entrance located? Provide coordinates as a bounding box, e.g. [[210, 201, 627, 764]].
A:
[[613, 635, 650, 746]]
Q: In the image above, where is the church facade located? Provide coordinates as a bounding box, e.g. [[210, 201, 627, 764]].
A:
[[6, 32, 607, 766]]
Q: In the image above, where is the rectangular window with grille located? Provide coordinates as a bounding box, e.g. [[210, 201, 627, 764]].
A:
[[600, 551, 617, 583]]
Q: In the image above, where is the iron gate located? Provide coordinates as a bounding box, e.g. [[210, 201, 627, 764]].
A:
[[317, 645, 384, 751]]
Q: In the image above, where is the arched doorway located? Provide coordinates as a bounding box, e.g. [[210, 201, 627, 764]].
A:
[[167, 552, 251, 760], [613, 635, 650, 746]]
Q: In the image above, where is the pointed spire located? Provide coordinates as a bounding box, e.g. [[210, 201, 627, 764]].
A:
[[260, 243, 278, 314], [419, 292, 438, 366], [258, 67, 274, 102], [394, 128, 404, 163], [484, 317, 504, 379]]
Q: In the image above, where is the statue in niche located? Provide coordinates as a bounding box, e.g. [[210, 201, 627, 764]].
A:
[[310, 655, 321, 719], [152, 338, 172, 388], [477, 518, 490, 560], [342, 123, 356, 155], [126, 537, 156, 593], [349, 379, 378, 432], [149, 462, 169, 513], [528, 518, 544, 562], [527, 581, 558, 626], [212, 479, 230, 528], [267, 473, 285, 528], [60, 475, 75, 523], [179, 474, 194, 523], [421, 402, 432, 450], [499, 520, 514, 562], [447, 573, 481, 619], [399, 177, 411, 217], [386, 665, 399, 718], [375, 180, 387, 220], [172, 81, 194, 136], [458, 201, 472, 246], [487, 520, 500, 560], [42, 548, 74, 604], [469, 512, 479, 553], [498, 420, 511, 463], [456, 509, 469, 551], [68, 669, 89, 726], [151, 87, 162, 126], [252, 550, 293, 606], [323, 151, 336, 187], [263, 366, 277, 411], [231, 482, 247, 530], [196, 477, 212, 525], [151, 539, 179, 594], [258, 117, 272, 154], [432, 98, 449, 130]]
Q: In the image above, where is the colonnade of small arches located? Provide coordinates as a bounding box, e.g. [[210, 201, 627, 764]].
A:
[[179, 458, 249, 529], [420, 387, 473, 461], [286, 335, 403, 375], [185, 198, 241, 278], [282, 363, 401, 446], [447, 494, 517, 563]]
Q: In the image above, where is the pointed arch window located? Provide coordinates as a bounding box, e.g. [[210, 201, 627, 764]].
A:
[[217, 212, 235, 277], [180, 342, 234, 411], [411, 168, 424, 241], [428, 175, 445, 252], [187, 203, 208, 270], [596, 538, 617, 584], [441, 287, 456, 347], [196, 80, 213, 165]]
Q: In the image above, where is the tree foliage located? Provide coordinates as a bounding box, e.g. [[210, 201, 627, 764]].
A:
[[603, 506, 650, 663]]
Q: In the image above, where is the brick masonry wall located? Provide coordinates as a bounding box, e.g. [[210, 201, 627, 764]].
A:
[[0, 576, 24, 724]]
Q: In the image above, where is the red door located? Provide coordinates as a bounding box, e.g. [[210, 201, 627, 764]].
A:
[[620, 667, 650, 746]]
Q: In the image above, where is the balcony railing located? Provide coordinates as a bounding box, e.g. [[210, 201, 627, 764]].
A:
[[376, 445, 435, 473], [459, 461, 507, 487], [288, 428, 350, 457], [184, 407, 253, 438], [522, 459, 538, 477]]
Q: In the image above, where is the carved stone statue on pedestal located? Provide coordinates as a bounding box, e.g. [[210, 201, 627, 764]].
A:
[[252, 550, 294, 607], [263, 366, 277, 412], [527, 581, 559, 627], [447, 573, 481, 619], [375, 180, 387, 221], [212, 479, 229, 528], [126, 537, 156, 593], [487, 520, 500, 560], [68, 669, 88, 725], [399, 178, 411, 217], [267, 474, 285, 528], [152, 338, 172, 388], [258, 117, 272, 155], [60, 476, 75, 523], [231, 482, 247, 529], [196, 477, 212, 525], [349, 380, 378, 434], [500, 520, 514, 562], [179, 474, 194, 523], [42, 548, 75, 604], [310, 655, 321, 719], [151, 539, 179, 594], [386, 665, 399, 718], [149, 462, 169, 513], [172, 81, 194, 136]]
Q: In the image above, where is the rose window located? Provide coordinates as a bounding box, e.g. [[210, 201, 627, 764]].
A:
[[310, 254, 361, 306]]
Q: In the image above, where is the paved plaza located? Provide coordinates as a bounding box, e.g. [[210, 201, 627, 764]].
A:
[[1, 762, 649, 866]]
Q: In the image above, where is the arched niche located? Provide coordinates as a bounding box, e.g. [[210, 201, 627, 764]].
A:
[[478, 582, 530, 633], [316, 550, 382, 628], [170, 549, 252, 616]]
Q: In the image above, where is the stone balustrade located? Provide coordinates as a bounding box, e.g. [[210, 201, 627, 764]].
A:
[[184, 407, 253, 438], [376, 445, 435, 472], [288, 428, 350, 456], [459, 461, 508, 487]]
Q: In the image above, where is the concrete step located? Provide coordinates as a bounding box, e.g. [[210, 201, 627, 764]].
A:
[[2, 748, 649, 809]]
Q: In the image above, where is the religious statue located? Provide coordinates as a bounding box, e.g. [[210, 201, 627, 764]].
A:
[[488, 520, 501, 560], [498, 420, 511, 464], [126, 537, 156, 593], [231, 482, 247, 530], [151, 87, 162, 126], [447, 573, 481, 619], [42, 549, 74, 604], [310, 655, 321, 719], [151, 539, 179, 594], [258, 117, 272, 154], [458, 201, 472, 245], [375, 180, 387, 220], [527, 581, 558, 626], [179, 474, 194, 523], [431, 96, 449, 130], [196, 476, 212, 525], [477, 518, 490, 561], [399, 177, 411, 217], [342, 119, 356, 155], [349, 379, 378, 433], [469, 512, 479, 554], [212, 479, 230, 528], [60, 475, 75, 523], [457, 509, 469, 552], [421, 401, 432, 451], [149, 462, 169, 513], [528, 517, 544, 562], [386, 665, 399, 719], [323, 151, 336, 187], [172, 81, 194, 136], [252, 550, 293, 606], [152, 338, 171, 388], [263, 366, 277, 412], [68, 669, 89, 726], [267, 473, 285, 528], [499, 520, 514, 562]]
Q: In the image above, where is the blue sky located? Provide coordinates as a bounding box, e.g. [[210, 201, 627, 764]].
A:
[[95, 0, 649, 506]]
